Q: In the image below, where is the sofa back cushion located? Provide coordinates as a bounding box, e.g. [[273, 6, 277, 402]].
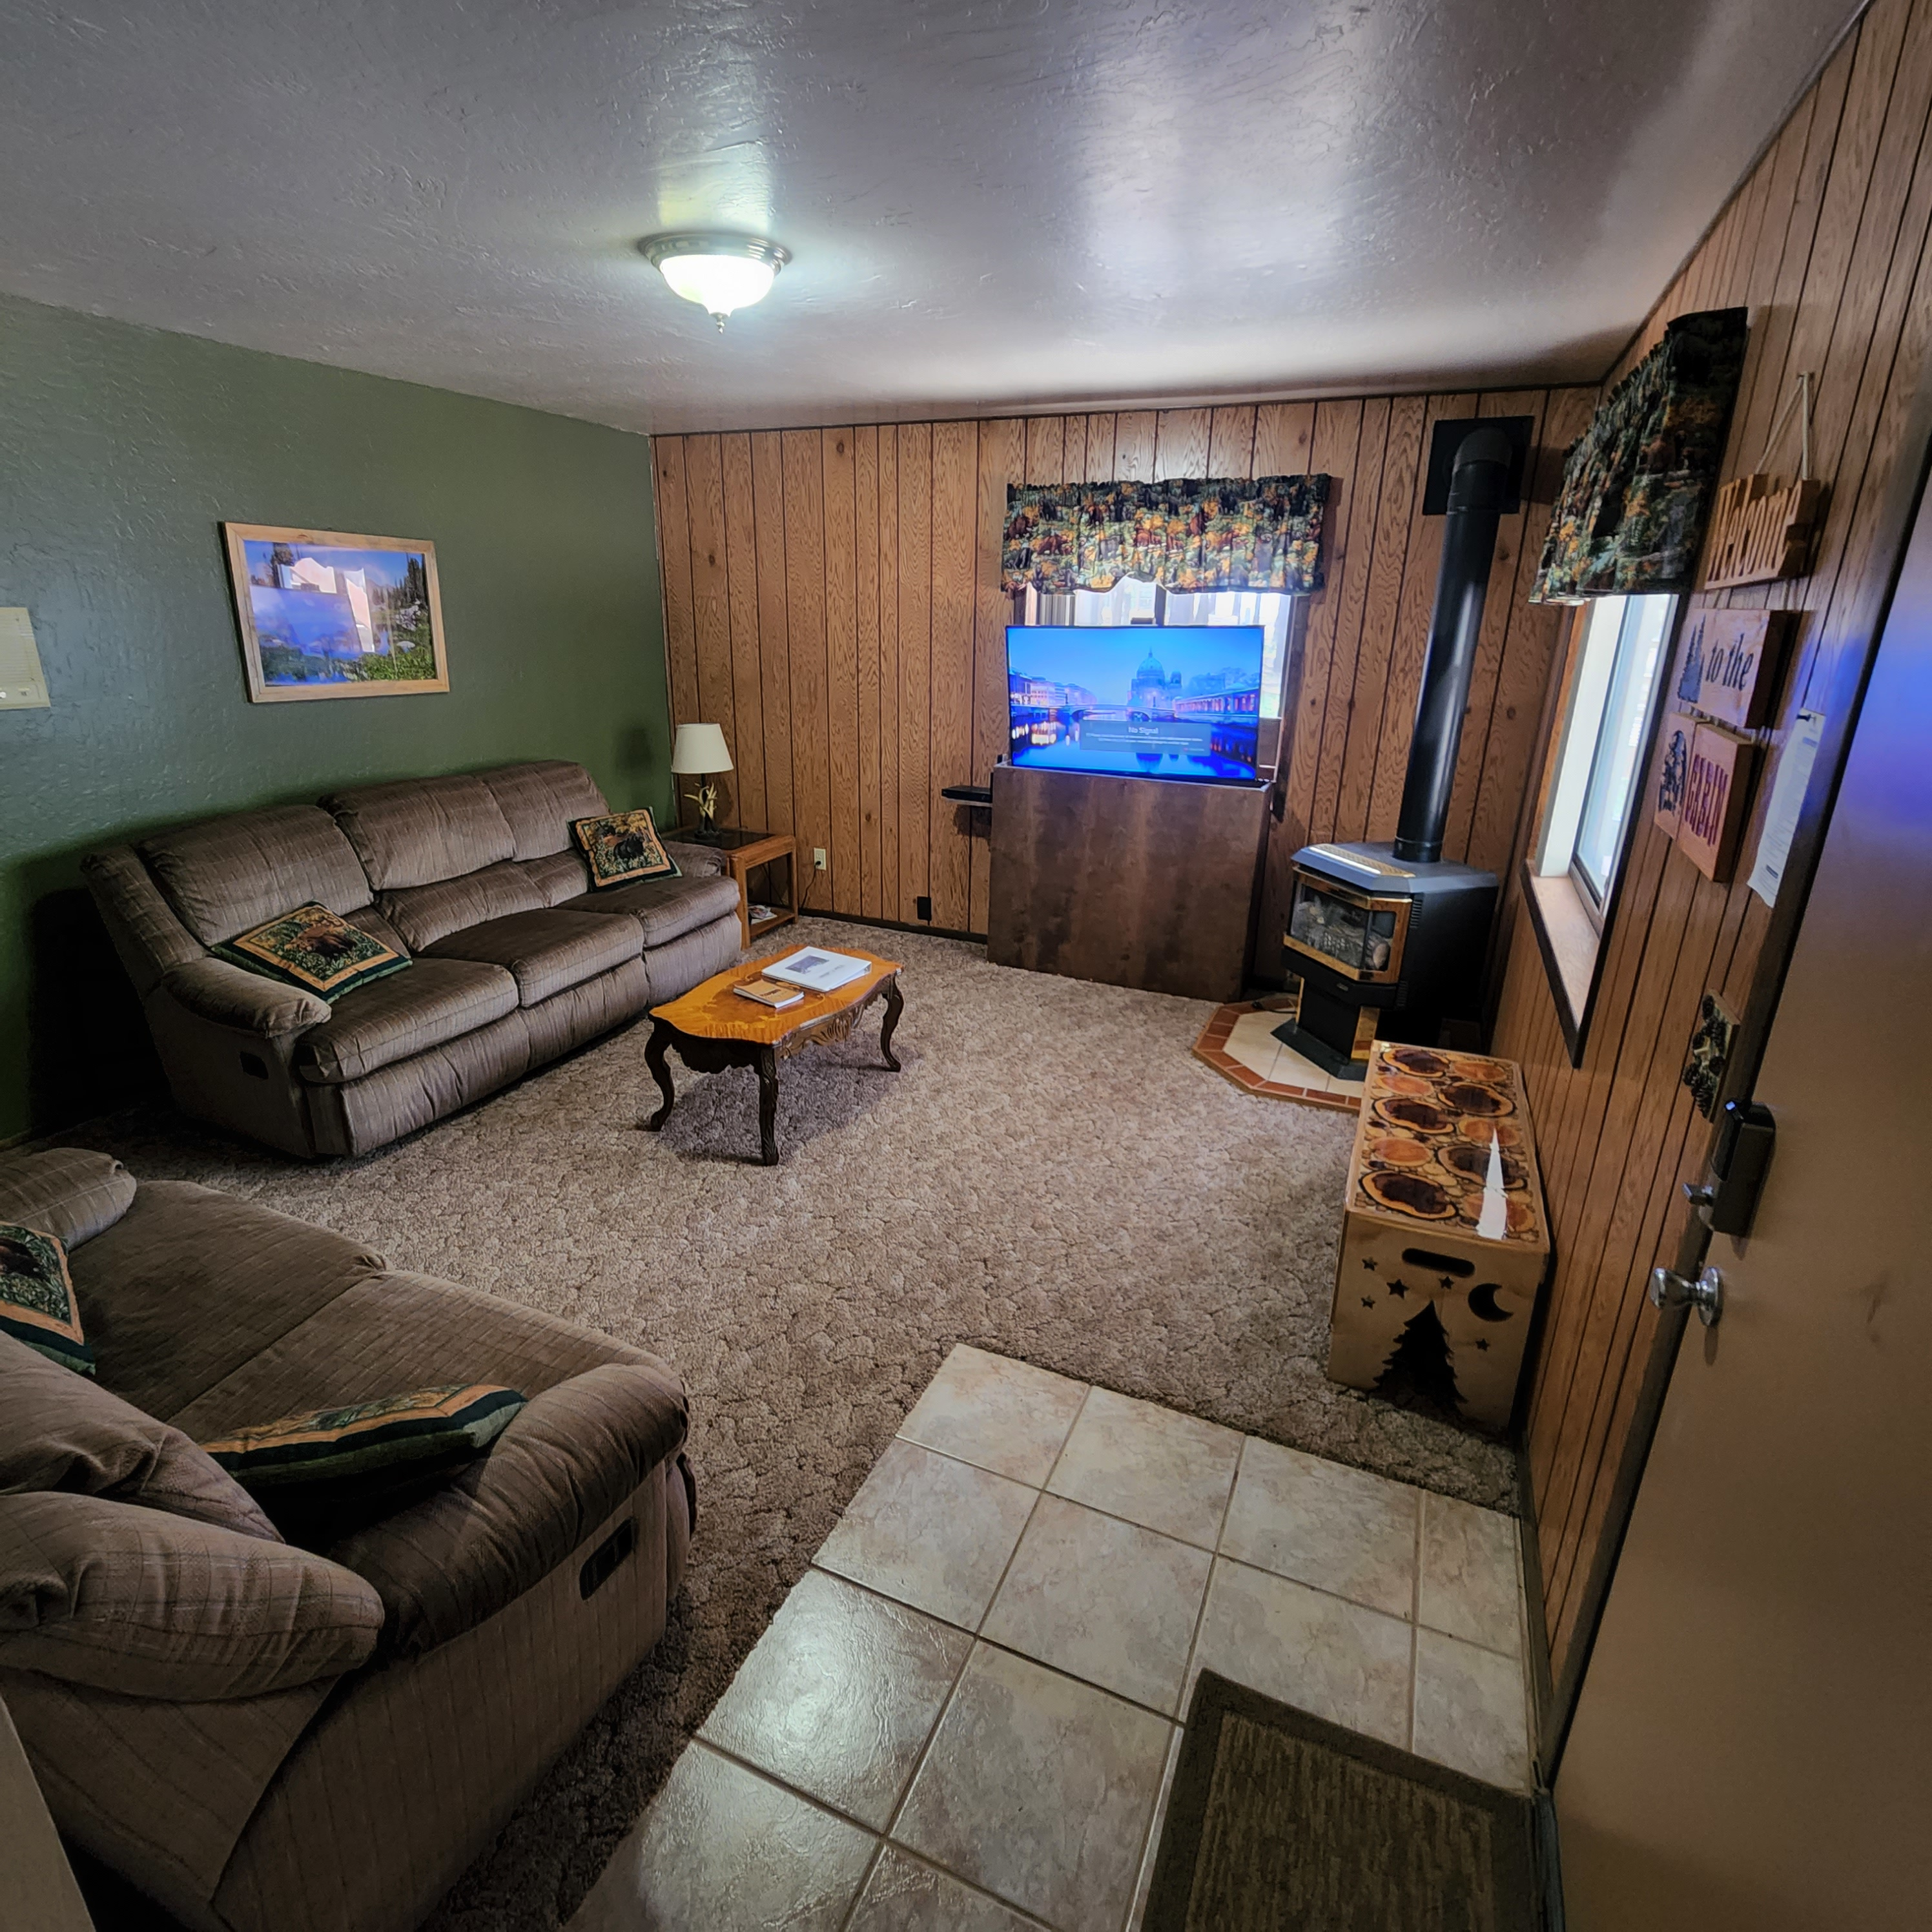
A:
[[0, 1149, 136, 1249], [378, 861, 549, 953], [0, 1490, 381, 1699], [140, 806, 372, 947], [323, 773, 516, 891], [0, 1334, 279, 1539], [479, 761, 608, 861]]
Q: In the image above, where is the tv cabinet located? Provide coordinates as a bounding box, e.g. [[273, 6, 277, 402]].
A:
[[986, 765, 1268, 1000]]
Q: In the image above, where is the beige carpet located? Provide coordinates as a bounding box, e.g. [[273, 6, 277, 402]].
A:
[[74, 920, 1518, 1931]]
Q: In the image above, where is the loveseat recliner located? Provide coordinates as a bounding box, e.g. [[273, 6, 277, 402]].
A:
[[0, 1147, 694, 1932], [83, 760, 741, 1158]]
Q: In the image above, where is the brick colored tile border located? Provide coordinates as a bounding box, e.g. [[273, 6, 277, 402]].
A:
[[1190, 1002, 1362, 1115]]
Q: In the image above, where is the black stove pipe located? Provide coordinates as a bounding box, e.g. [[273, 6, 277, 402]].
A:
[[1392, 426, 1515, 865]]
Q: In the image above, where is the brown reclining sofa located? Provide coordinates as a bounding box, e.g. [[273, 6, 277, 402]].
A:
[[0, 1146, 693, 1932], [83, 759, 742, 1158]]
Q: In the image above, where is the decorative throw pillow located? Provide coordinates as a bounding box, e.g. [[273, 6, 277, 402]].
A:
[[215, 902, 411, 1002], [0, 1224, 94, 1376], [200, 1384, 526, 1544], [573, 808, 682, 887]]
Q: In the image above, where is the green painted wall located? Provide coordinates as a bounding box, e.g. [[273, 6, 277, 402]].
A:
[[0, 293, 669, 1143]]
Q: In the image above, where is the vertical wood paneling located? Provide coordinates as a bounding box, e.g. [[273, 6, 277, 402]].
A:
[[720, 433, 766, 832], [1489, 0, 1932, 1696], [750, 432, 792, 836], [682, 436, 734, 740], [971, 417, 1027, 931], [1207, 405, 1258, 477], [823, 429, 861, 916], [877, 431, 901, 921], [1153, 407, 1213, 478], [653, 438, 699, 734], [929, 420, 978, 930], [854, 427, 883, 921], [1251, 401, 1317, 477], [782, 431, 832, 910], [897, 423, 933, 923], [1112, 411, 1157, 481]]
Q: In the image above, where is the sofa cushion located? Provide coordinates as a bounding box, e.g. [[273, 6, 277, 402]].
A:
[[573, 807, 680, 887], [0, 1335, 279, 1539], [328, 1362, 689, 1656], [323, 773, 517, 891], [294, 957, 519, 1085], [0, 1225, 94, 1375], [425, 909, 642, 1007], [564, 871, 743, 949], [68, 1182, 387, 1424], [200, 1384, 526, 1547], [0, 1149, 136, 1249], [380, 858, 548, 952], [478, 761, 608, 861], [0, 1490, 382, 1699], [216, 901, 412, 1003], [519, 849, 593, 904], [139, 805, 372, 947]]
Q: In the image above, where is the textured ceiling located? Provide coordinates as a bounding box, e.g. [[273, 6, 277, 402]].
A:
[[0, 1, 1859, 433]]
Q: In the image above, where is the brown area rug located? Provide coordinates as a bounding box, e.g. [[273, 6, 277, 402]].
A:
[[68, 920, 1517, 1930], [1146, 1672, 1537, 1932]]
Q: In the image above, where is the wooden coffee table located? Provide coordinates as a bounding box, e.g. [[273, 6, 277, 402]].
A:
[[642, 951, 903, 1166]]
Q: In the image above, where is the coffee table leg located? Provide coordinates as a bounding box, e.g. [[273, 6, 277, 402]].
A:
[[644, 1022, 677, 1131], [757, 1046, 779, 1165], [879, 976, 903, 1072]]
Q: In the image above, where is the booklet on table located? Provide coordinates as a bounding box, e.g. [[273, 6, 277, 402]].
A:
[[761, 948, 872, 994]]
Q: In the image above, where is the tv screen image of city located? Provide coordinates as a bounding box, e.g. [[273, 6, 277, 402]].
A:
[[1005, 624, 1266, 783]]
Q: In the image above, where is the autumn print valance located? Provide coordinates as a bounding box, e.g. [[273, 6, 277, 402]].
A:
[[1002, 474, 1331, 595], [1532, 307, 1749, 602]]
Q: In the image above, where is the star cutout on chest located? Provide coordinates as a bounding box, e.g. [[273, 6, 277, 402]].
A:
[[1361, 1296, 1377, 1310], [1388, 1279, 1408, 1298], [1439, 1275, 1455, 1291], [1362, 1257, 1377, 1270], [1475, 1338, 1490, 1351]]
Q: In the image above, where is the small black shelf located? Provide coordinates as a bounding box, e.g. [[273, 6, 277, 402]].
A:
[[941, 785, 994, 808]]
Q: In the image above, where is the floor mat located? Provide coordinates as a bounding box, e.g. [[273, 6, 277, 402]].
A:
[[1145, 1670, 1537, 1932]]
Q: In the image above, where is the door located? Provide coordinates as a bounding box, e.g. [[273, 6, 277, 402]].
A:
[[1550, 481, 1932, 1926]]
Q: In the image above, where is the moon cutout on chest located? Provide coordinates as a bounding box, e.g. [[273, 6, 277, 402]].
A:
[[1467, 1283, 1512, 1323]]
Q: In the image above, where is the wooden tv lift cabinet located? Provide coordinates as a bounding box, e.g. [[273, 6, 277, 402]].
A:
[[985, 764, 1269, 1001]]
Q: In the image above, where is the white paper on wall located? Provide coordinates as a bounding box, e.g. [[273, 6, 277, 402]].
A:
[[1747, 708, 1825, 907]]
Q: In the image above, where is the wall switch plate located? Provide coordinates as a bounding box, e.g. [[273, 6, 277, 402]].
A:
[[813, 847, 828, 870], [0, 608, 50, 708]]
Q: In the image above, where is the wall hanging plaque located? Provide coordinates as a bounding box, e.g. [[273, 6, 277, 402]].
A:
[[1700, 372, 1824, 591], [1671, 607, 1794, 732], [1676, 721, 1760, 883]]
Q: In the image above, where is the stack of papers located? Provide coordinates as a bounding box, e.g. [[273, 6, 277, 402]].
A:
[[761, 948, 871, 993]]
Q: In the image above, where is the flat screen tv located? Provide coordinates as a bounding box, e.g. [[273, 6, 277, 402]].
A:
[[1005, 624, 1266, 783]]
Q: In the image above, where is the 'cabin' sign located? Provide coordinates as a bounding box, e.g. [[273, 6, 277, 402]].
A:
[[1658, 717, 1759, 882]]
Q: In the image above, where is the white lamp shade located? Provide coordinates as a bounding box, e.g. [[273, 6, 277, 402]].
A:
[[658, 252, 777, 319], [670, 722, 734, 775]]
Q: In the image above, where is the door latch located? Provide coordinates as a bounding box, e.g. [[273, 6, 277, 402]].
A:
[[1650, 1264, 1724, 1327], [1683, 1098, 1775, 1238]]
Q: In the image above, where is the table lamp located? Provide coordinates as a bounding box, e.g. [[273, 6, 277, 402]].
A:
[[670, 723, 734, 838]]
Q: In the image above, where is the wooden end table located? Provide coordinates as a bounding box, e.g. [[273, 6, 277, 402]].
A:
[[673, 827, 799, 949], [642, 951, 903, 1166]]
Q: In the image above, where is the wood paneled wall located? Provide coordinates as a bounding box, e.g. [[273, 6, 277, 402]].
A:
[[1497, 0, 1932, 1691], [653, 389, 1592, 940]]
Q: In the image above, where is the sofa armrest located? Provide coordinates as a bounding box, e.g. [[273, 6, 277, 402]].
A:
[[663, 839, 726, 879], [329, 1360, 690, 1657], [81, 845, 207, 998], [161, 957, 329, 1036]]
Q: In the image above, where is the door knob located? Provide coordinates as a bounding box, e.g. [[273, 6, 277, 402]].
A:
[[1649, 1264, 1723, 1327]]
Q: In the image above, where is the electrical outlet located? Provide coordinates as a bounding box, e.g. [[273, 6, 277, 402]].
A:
[[916, 894, 932, 922], [0, 608, 50, 709], [812, 847, 828, 871]]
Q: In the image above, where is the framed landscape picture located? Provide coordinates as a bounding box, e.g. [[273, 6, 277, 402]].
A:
[[222, 524, 449, 702]]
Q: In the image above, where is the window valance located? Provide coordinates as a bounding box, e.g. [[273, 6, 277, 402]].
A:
[[1532, 307, 1749, 603], [1002, 474, 1331, 596]]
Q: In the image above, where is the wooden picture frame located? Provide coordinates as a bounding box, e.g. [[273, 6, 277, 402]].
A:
[[222, 524, 449, 703]]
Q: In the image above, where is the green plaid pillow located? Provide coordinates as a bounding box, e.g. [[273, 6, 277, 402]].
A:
[[573, 808, 682, 887], [216, 902, 411, 1002], [0, 1223, 94, 1376], [200, 1383, 525, 1543]]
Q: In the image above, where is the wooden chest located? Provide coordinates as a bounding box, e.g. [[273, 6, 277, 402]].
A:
[[1328, 1042, 1550, 1428]]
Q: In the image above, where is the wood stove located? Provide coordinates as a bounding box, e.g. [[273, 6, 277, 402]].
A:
[[1274, 418, 1528, 1079]]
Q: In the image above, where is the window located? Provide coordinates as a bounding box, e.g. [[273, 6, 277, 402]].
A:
[[1537, 595, 1676, 920], [1526, 592, 1678, 1052], [1023, 581, 1298, 719]]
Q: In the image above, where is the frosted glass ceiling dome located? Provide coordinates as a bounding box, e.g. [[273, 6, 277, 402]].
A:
[[640, 234, 790, 329]]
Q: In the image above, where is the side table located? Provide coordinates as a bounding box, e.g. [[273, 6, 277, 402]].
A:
[[673, 827, 799, 950]]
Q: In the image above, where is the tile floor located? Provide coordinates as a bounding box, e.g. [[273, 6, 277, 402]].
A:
[[1191, 1000, 1364, 1111], [571, 1346, 1534, 1932]]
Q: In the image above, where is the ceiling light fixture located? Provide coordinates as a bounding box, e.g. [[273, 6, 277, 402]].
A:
[[639, 233, 790, 329]]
